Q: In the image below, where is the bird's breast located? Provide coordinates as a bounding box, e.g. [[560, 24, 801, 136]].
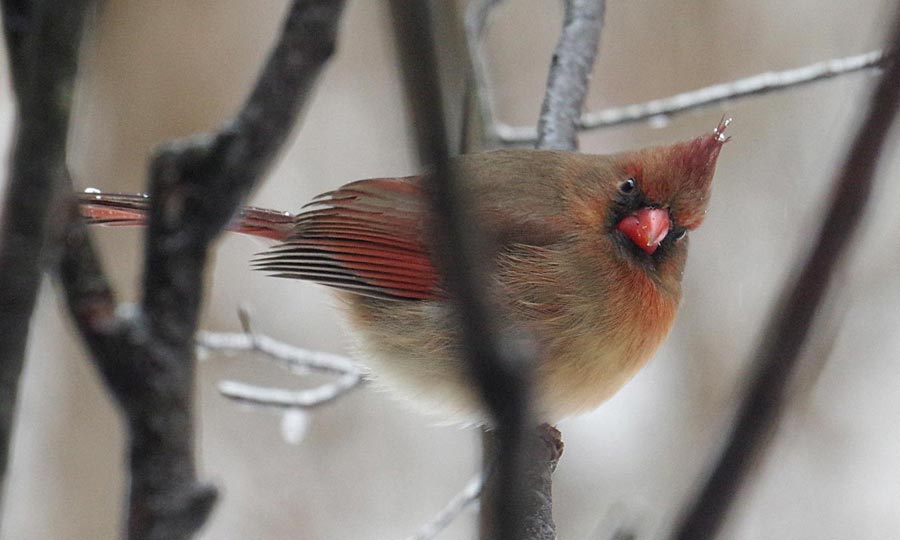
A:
[[532, 267, 679, 421]]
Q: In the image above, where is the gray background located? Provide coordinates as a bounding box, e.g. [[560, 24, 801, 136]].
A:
[[2, 1, 899, 539]]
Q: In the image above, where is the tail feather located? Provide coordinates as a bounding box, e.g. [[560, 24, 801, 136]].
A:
[[77, 190, 296, 241]]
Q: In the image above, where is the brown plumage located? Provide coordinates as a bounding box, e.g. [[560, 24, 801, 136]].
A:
[[79, 119, 730, 424]]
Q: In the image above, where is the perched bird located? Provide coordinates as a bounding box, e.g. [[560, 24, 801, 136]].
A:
[[79, 119, 730, 425]]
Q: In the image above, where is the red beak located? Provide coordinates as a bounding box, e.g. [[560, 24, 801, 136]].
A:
[[616, 208, 670, 255]]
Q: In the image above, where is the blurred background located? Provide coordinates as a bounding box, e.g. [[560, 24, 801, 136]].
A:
[[1, 0, 899, 539]]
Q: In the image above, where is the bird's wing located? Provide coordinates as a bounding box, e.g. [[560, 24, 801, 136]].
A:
[[253, 177, 442, 301], [253, 152, 575, 302]]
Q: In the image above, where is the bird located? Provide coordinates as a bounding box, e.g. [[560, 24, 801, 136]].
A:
[[79, 118, 730, 425]]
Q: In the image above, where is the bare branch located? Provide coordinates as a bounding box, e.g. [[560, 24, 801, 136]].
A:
[[218, 375, 361, 409], [476, 1, 604, 538], [199, 323, 364, 411], [0, 0, 33, 95], [498, 49, 890, 144], [407, 474, 485, 540], [389, 2, 535, 539], [0, 0, 91, 510], [465, 4, 892, 147], [669, 10, 900, 540], [480, 425, 565, 540], [197, 330, 363, 377], [535, 0, 605, 150], [55, 1, 347, 538]]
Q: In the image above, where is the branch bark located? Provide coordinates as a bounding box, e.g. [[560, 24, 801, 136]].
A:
[[389, 2, 537, 539], [536, 0, 605, 150], [463, 2, 889, 146], [498, 49, 891, 144], [485, 2, 605, 539], [53, 1, 347, 538], [669, 9, 900, 540], [0, 0, 91, 513]]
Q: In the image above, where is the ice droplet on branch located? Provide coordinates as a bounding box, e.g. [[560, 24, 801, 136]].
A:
[[281, 408, 309, 444], [648, 114, 671, 128]]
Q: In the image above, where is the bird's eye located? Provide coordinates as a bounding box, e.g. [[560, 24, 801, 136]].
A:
[[618, 178, 636, 194]]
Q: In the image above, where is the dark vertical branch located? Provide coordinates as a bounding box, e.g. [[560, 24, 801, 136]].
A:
[[0, 0, 33, 94], [481, 425, 565, 540], [483, 1, 603, 539], [536, 0, 605, 151], [55, 1, 346, 538], [388, 2, 535, 539], [0, 0, 91, 512], [670, 10, 900, 540]]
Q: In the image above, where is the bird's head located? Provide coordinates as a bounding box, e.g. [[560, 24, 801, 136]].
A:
[[559, 117, 729, 301], [599, 118, 730, 260]]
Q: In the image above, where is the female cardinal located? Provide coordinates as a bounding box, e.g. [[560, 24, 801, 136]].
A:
[[80, 119, 730, 425]]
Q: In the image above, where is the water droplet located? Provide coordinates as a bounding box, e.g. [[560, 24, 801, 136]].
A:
[[280, 409, 309, 445], [648, 114, 670, 129], [83, 187, 101, 194]]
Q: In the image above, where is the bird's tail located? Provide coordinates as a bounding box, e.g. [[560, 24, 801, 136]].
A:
[[77, 190, 296, 241]]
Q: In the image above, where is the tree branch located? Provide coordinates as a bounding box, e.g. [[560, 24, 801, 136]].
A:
[[535, 0, 605, 150], [218, 377, 361, 409], [669, 10, 900, 540], [0, 0, 91, 513], [482, 0, 604, 538], [55, 1, 347, 538], [407, 473, 485, 540], [196, 330, 362, 377], [389, 2, 538, 539], [198, 321, 364, 411], [497, 49, 890, 144], [463, 2, 890, 145], [481, 425, 565, 540]]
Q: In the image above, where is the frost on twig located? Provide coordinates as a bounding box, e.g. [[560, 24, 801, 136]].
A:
[[197, 322, 364, 412], [197, 330, 363, 377], [406, 474, 485, 540], [498, 49, 889, 143], [198, 315, 363, 445], [535, 0, 605, 150], [464, 1, 890, 145]]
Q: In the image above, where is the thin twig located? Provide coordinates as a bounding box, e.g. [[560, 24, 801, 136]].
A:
[[388, 2, 535, 539], [670, 10, 900, 540], [55, 2, 347, 538], [535, 0, 605, 150], [198, 325, 364, 411], [497, 49, 889, 144], [407, 474, 486, 540], [197, 331, 363, 376], [465, 4, 889, 146], [218, 374, 361, 409], [0, 0, 91, 513]]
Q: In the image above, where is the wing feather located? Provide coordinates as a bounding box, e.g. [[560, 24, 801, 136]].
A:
[[254, 176, 441, 301]]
